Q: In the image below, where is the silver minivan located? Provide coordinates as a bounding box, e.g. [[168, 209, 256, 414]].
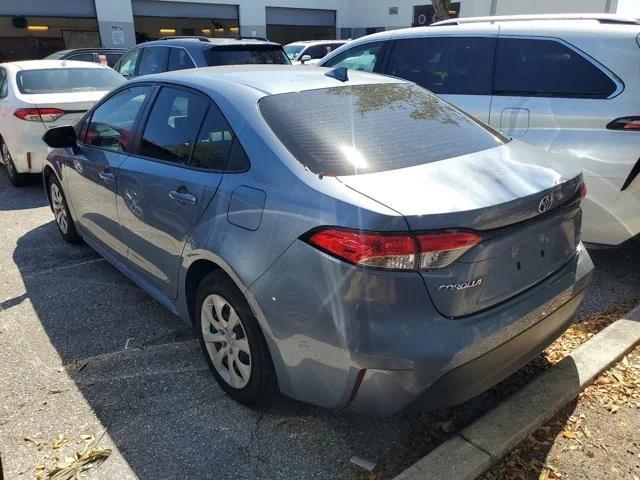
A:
[[318, 14, 640, 247]]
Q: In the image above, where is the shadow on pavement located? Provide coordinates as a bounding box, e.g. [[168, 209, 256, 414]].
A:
[[9, 191, 408, 479], [0, 169, 48, 210]]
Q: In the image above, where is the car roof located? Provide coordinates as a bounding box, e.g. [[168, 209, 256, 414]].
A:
[[1, 59, 113, 70], [286, 40, 348, 46], [134, 64, 407, 97], [432, 13, 640, 26], [138, 37, 281, 49]]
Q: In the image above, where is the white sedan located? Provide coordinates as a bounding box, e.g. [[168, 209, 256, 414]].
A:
[[0, 60, 125, 186]]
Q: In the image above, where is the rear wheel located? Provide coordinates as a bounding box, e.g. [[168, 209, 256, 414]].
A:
[[1, 140, 29, 186], [49, 176, 82, 244], [196, 271, 276, 406]]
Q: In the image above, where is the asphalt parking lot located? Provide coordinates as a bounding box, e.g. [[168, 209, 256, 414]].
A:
[[0, 171, 639, 479]]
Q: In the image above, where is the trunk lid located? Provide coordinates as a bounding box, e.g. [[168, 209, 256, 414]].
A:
[[337, 140, 583, 317], [25, 91, 107, 128]]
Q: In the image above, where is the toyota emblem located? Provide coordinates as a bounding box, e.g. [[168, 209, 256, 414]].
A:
[[538, 194, 554, 213]]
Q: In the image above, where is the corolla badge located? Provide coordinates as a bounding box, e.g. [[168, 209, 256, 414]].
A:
[[438, 278, 482, 291], [538, 194, 554, 213]]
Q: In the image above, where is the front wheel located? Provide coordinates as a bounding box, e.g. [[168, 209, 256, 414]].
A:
[[196, 271, 276, 406], [49, 176, 82, 244]]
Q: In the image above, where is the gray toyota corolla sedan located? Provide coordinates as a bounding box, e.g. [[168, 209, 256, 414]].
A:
[[42, 65, 593, 415]]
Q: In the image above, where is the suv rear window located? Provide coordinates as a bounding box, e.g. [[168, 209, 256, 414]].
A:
[[204, 45, 290, 66], [16, 68, 125, 94], [259, 83, 505, 176]]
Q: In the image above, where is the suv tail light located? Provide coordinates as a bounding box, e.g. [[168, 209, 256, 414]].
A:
[[606, 116, 640, 131], [305, 228, 481, 270], [14, 108, 65, 122]]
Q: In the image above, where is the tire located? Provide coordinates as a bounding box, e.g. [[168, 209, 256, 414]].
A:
[[48, 175, 82, 244], [196, 271, 276, 406], [1, 140, 29, 186]]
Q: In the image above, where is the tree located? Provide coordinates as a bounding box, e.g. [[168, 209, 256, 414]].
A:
[[431, 0, 451, 22]]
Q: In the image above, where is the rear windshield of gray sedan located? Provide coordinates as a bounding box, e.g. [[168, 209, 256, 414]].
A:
[[16, 68, 124, 94], [259, 83, 505, 176]]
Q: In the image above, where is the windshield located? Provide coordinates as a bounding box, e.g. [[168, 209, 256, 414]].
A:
[[284, 44, 305, 60], [204, 45, 290, 66], [259, 83, 506, 176], [16, 68, 125, 94]]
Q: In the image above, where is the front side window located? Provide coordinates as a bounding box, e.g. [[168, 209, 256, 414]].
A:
[[284, 44, 305, 60], [386, 37, 495, 95], [16, 68, 125, 94], [204, 45, 290, 66], [117, 49, 141, 77], [190, 105, 235, 170], [138, 47, 169, 76], [85, 86, 151, 152], [138, 87, 208, 164], [322, 42, 384, 73], [259, 83, 505, 176], [494, 38, 617, 98]]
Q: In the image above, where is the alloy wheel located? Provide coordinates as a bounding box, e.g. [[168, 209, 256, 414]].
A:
[[201, 294, 252, 389], [50, 182, 69, 234]]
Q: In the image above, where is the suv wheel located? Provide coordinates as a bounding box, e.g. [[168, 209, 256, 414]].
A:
[[196, 271, 276, 406]]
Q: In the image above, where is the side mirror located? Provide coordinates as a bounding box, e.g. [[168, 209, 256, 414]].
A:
[[43, 126, 77, 149], [300, 54, 312, 64]]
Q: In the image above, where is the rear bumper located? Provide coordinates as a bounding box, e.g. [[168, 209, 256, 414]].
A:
[[248, 241, 593, 416], [2, 118, 48, 173], [407, 286, 584, 412]]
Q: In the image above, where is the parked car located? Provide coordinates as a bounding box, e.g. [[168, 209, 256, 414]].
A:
[[284, 40, 348, 65], [42, 65, 592, 415], [45, 48, 127, 68], [113, 36, 290, 79], [317, 14, 640, 247], [0, 60, 125, 186]]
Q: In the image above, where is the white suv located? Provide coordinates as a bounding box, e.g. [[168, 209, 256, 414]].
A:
[[318, 14, 640, 246]]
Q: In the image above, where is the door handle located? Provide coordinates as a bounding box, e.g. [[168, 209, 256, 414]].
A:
[[169, 190, 197, 205], [98, 167, 115, 182]]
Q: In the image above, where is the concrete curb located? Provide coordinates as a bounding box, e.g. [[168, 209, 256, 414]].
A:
[[392, 305, 640, 480]]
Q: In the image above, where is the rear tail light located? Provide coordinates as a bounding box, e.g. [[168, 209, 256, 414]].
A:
[[578, 181, 587, 201], [606, 116, 640, 131], [13, 108, 65, 122], [305, 227, 481, 270], [416, 231, 481, 269]]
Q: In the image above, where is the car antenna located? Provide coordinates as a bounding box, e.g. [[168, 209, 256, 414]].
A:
[[324, 67, 349, 82]]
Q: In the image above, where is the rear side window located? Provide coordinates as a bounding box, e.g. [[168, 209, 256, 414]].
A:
[[67, 53, 95, 63], [0, 68, 7, 98], [85, 86, 151, 152], [204, 45, 290, 66], [168, 48, 195, 71], [386, 37, 495, 95], [259, 83, 504, 176], [322, 42, 384, 73], [138, 87, 208, 164], [138, 47, 169, 76], [190, 106, 235, 170], [495, 38, 617, 98]]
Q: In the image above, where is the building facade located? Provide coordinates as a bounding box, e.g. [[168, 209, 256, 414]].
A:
[[1, 0, 639, 61]]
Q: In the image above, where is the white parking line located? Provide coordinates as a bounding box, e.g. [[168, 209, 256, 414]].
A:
[[22, 257, 105, 280]]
